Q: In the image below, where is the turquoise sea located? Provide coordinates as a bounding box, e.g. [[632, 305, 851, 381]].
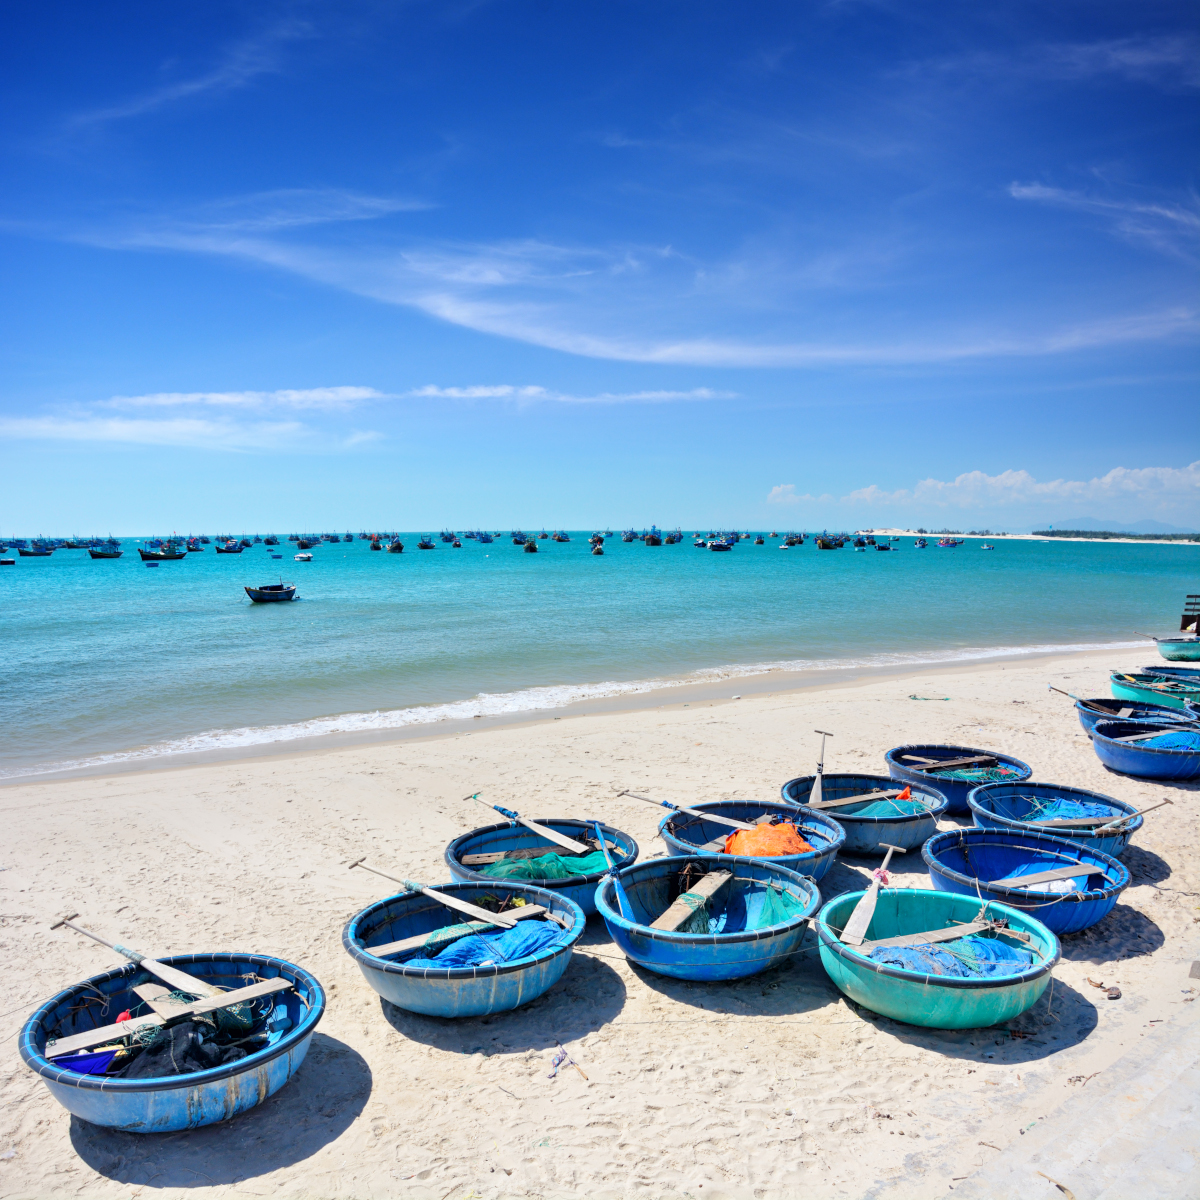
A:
[[2, 534, 1195, 780]]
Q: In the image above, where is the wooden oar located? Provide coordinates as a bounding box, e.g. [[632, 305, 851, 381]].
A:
[[348, 860, 518, 928], [616, 789, 756, 831], [365, 905, 551, 959], [990, 864, 1099, 889], [1095, 798, 1172, 832], [45, 977, 293, 1059], [51, 916, 221, 998], [593, 820, 635, 920], [1114, 728, 1189, 743], [468, 795, 589, 853], [901, 754, 998, 772], [805, 789, 905, 811], [650, 870, 732, 932], [811, 729, 834, 808], [840, 843, 907, 946], [1047, 685, 1115, 715]]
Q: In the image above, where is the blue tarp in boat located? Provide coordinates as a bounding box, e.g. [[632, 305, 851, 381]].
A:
[[1020, 796, 1115, 822], [406, 920, 570, 968], [870, 934, 1034, 978], [701, 882, 806, 933]]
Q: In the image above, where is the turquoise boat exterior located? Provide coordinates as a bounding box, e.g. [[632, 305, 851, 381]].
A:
[[816, 889, 1058, 1029], [1151, 638, 1200, 662], [595, 854, 819, 981], [444, 818, 637, 915], [343, 882, 585, 1018], [658, 800, 843, 880], [19, 952, 324, 1132], [779, 772, 947, 855], [1110, 671, 1200, 711]]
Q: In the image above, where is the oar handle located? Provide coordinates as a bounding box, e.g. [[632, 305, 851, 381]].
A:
[[349, 858, 409, 890], [1096, 798, 1172, 831], [52, 916, 145, 964]]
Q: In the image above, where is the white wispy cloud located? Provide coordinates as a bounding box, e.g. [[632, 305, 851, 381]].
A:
[[766, 484, 833, 506], [67, 20, 310, 128], [842, 462, 1200, 510], [0, 415, 307, 450], [102, 386, 389, 411], [408, 385, 734, 404], [1010, 183, 1200, 260], [188, 189, 430, 233]]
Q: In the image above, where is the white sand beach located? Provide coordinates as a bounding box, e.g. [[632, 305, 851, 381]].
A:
[[1, 648, 1196, 1199]]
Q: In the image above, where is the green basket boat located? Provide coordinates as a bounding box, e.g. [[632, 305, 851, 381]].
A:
[[816, 889, 1059, 1029], [1110, 671, 1200, 712]]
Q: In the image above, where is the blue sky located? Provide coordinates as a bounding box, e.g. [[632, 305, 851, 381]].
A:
[[1, 0, 1197, 532]]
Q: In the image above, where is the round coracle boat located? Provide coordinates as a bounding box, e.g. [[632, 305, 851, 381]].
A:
[[19, 952, 324, 1132], [1073, 696, 1195, 736], [344, 881, 585, 1018], [1090, 719, 1200, 781], [968, 781, 1143, 859], [884, 744, 1031, 814], [816, 889, 1059, 1029], [595, 854, 820, 982], [445, 818, 637, 915], [779, 772, 947, 856], [658, 800, 843, 881], [922, 827, 1129, 935]]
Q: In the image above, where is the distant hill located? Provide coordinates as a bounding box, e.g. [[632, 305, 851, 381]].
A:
[[1034, 517, 1197, 534]]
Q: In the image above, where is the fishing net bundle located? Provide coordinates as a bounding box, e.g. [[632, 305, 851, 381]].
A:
[[1133, 729, 1200, 750], [403, 919, 571, 968], [929, 765, 1021, 783], [723, 822, 815, 856], [831, 786, 934, 819], [1013, 795, 1116, 823], [869, 934, 1035, 978], [477, 849, 610, 880]]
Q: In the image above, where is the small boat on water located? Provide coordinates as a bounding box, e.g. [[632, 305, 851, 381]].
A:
[[214, 540, 242, 554], [709, 540, 731, 551], [19, 548, 53, 557], [981, 544, 995, 550], [138, 540, 186, 561], [264, 535, 279, 546], [294, 553, 312, 562], [915, 538, 927, 548], [523, 538, 538, 552], [88, 548, 123, 559], [417, 537, 435, 550], [387, 539, 404, 553], [245, 581, 297, 603]]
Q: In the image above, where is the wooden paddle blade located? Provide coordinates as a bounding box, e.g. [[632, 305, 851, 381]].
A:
[[650, 871, 732, 932], [811, 772, 822, 809], [806, 789, 904, 811], [990, 865, 1098, 889], [515, 817, 590, 854], [422, 888, 518, 928], [840, 886, 879, 946]]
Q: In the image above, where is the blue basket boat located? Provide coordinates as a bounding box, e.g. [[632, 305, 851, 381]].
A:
[[1139, 663, 1200, 681], [884, 744, 1031, 814], [658, 800, 843, 880], [1073, 696, 1196, 736], [779, 773, 947, 856], [1110, 671, 1200, 711], [343, 882, 585, 1018], [922, 827, 1129, 934], [444, 818, 637, 915], [816, 890, 1059, 1029], [1090, 719, 1200, 781], [19, 953, 324, 1132], [968, 781, 1143, 858], [594, 855, 819, 981]]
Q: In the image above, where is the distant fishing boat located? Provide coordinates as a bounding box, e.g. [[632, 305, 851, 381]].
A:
[[19, 547, 53, 557], [524, 538, 538, 552], [264, 535, 279, 545], [245, 581, 297, 603], [138, 539, 186, 561], [915, 538, 927, 548], [417, 537, 435, 549], [477, 532, 493, 544], [510, 530, 526, 544], [296, 538, 315, 550], [981, 543, 995, 550], [369, 538, 382, 550], [88, 547, 123, 559], [215, 540, 242, 554], [294, 552, 313, 562], [709, 540, 732, 551], [387, 539, 404, 553]]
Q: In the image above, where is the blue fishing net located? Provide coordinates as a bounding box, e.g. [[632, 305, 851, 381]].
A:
[[932, 766, 1021, 782], [702, 883, 805, 934], [1018, 796, 1115, 822], [1138, 730, 1200, 750], [869, 935, 1034, 978], [405, 920, 569, 968]]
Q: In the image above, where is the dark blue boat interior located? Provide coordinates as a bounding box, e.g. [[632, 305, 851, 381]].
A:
[[927, 834, 1119, 891]]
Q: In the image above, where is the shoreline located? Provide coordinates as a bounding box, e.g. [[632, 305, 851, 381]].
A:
[[1, 639, 1149, 786], [865, 527, 1200, 546]]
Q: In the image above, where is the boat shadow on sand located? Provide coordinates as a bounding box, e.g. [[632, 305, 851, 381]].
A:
[[377, 923, 627, 1053], [67, 1033, 370, 1188]]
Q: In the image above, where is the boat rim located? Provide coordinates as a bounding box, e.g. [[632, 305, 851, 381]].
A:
[[594, 853, 819, 947], [343, 881, 586, 979], [967, 780, 1143, 837], [815, 891, 1060, 990], [19, 951, 325, 1093], [1091, 719, 1200, 758], [921, 827, 1129, 903], [884, 743, 1032, 780]]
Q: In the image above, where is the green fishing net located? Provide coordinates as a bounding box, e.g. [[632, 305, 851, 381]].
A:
[[839, 797, 934, 818], [477, 850, 610, 880], [930, 766, 1020, 783]]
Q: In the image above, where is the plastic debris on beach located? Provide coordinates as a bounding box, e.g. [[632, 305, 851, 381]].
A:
[[723, 822, 815, 856], [478, 850, 609, 880], [869, 935, 1034, 978]]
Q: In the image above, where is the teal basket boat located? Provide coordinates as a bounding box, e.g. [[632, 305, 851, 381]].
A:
[[816, 890, 1058, 1029], [1147, 637, 1200, 662], [1110, 671, 1200, 712]]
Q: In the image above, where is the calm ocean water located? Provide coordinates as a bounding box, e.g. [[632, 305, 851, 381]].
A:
[[2, 534, 1194, 779]]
